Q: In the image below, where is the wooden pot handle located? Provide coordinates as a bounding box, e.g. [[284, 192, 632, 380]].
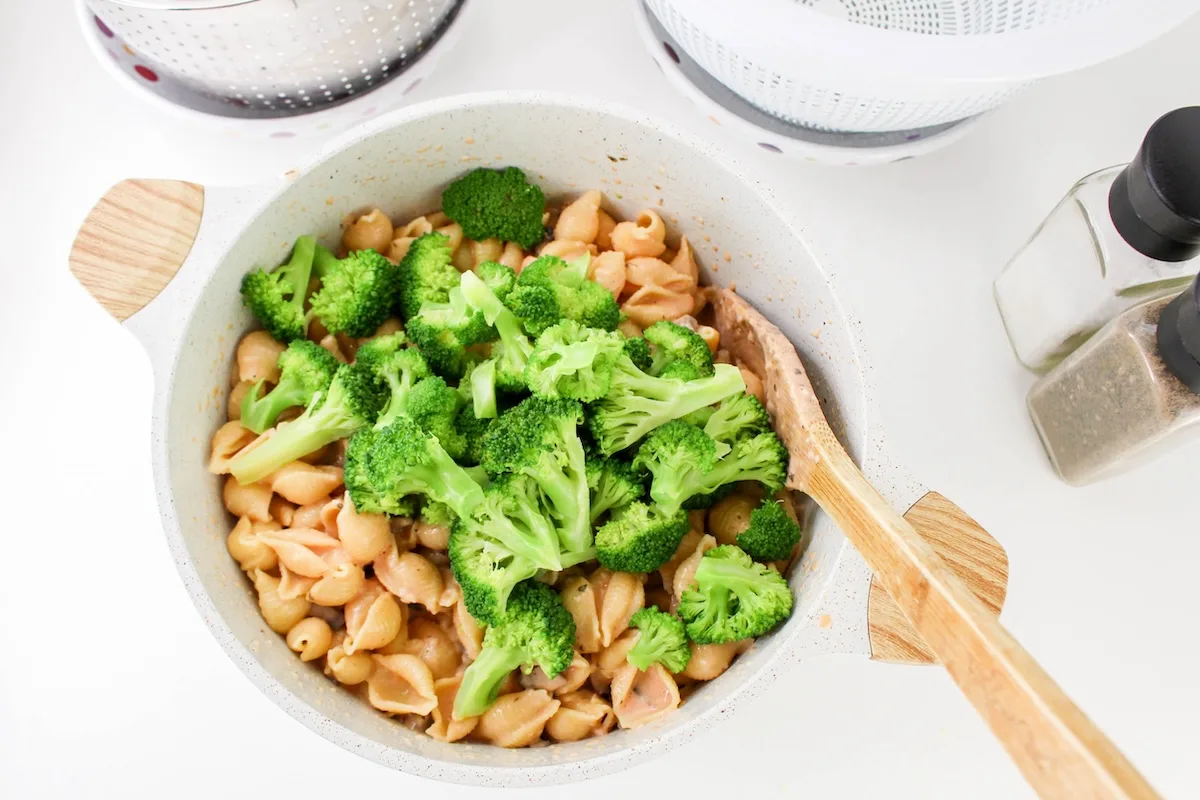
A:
[[69, 179, 204, 321], [870, 490, 1009, 664], [806, 435, 1159, 799]]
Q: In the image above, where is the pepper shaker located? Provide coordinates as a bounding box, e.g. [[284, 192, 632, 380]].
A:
[[995, 107, 1200, 372], [1028, 274, 1200, 484]]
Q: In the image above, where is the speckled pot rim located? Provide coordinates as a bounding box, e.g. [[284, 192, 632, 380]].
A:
[[124, 91, 925, 786]]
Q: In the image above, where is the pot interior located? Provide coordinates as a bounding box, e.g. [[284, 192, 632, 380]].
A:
[[163, 97, 868, 782]]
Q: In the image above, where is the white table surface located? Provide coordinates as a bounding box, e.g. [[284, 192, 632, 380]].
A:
[[3, 2, 1199, 797]]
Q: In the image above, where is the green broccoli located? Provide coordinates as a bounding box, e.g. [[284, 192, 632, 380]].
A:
[[677, 545, 793, 643], [586, 452, 645, 522], [308, 246, 400, 337], [463, 474, 564, 572], [344, 414, 485, 520], [240, 339, 338, 434], [421, 500, 455, 527], [587, 355, 746, 456], [627, 607, 691, 673], [404, 283, 493, 380], [476, 260, 517, 302], [404, 376, 467, 460], [622, 336, 653, 372], [240, 235, 316, 343], [636, 421, 787, 515], [737, 499, 802, 562], [449, 521, 540, 626], [467, 358, 498, 419], [506, 255, 621, 336], [594, 501, 689, 573], [480, 396, 591, 558], [459, 270, 533, 391], [526, 320, 625, 401], [396, 232, 459, 320], [229, 362, 384, 484], [701, 392, 772, 444], [441, 167, 547, 250], [644, 321, 714, 379], [455, 404, 493, 466], [353, 332, 430, 429]]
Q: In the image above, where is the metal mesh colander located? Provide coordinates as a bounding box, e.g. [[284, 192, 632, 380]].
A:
[[644, 0, 1195, 133], [87, 0, 463, 118]]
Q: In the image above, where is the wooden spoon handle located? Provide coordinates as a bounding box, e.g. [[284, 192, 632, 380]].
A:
[[806, 431, 1159, 799]]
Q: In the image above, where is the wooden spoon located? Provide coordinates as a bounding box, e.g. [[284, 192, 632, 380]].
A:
[[711, 288, 1159, 800]]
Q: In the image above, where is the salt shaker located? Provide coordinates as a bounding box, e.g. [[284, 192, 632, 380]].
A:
[[995, 107, 1200, 373], [1027, 274, 1200, 484]]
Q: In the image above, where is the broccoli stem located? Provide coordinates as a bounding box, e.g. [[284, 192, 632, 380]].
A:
[[312, 243, 339, 278], [230, 401, 357, 484], [472, 359, 497, 419], [536, 428, 590, 553], [454, 645, 523, 719], [695, 557, 761, 595], [240, 379, 308, 435], [413, 457, 486, 519], [603, 363, 746, 454]]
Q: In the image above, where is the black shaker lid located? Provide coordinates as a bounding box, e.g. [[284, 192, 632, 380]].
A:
[[1109, 107, 1200, 262], [1157, 275, 1200, 392]]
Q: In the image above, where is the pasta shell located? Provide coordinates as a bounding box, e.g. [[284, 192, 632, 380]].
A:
[[426, 675, 478, 743], [237, 331, 284, 384], [342, 208, 394, 254], [610, 663, 680, 729], [286, 617, 333, 662], [682, 641, 740, 681], [453, 595, 485, 660], [595, 209, 616, 250], [522, 651, 591, 696], [251, 569, 310, 634], [325, 633, 373, 685], [222, 475, 272, 522], [366, 654, 438, 715], [593, 629, 639, 679], [625, 257, 694, 296], [738, 363, 765, 404], [374, 605, 412, 655], [290, 498, 328, 530], [610, 210, 667, 259], [670, 236, 699, 284], [307, 561, 365, 606], [593, 568, 645, 648], [621, 284, 695, 327], [337, 494, 393, 564], [344, 580, 403, 654], [497, 241, 524, 270], [588, 250, 626, 299], [268, 495, 296, 527], [474, 690, 560, 748], [267, 463, 343, 506], [559, 576, 601, 654], [257, 527, 341, 578], [413, 519, 451, 551], [319, 496, 342, 535], [375, 549, 443, 613], [227, 380, 254, 421], [209, 421, 256, 474], [671, 534, 716, 613], [707, 492, 757, 546], [226, 516, 277, 572], [545, 690, 615, 742], [659, 528, 702, 590], [402, 617, 461, 680], [538, 239, 597, 262], [277, 562, 318, 601], [554, 190, 602, 243]]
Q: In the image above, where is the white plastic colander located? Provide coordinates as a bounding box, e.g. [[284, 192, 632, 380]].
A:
[[644, 0, 1198, 133]]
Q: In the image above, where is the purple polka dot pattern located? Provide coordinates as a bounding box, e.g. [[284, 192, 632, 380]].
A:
[[95, 16, 114, 38], [134, 65, 159, 82]]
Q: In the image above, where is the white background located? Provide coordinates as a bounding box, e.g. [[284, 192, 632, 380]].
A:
[[3, 1, 1199, 798]]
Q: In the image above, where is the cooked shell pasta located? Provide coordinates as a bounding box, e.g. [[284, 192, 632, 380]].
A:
[[308, 561, 365, 606], [707, 492, 757, 546], [325, 632, 374, 685], [222, 475, 272, 522], [588, 250, 626, 299], [610, 663, 680, 729], [670, 235, 699, 284], [226, 516, 279, 572], [625, 256, 695, 296], [209, 421, 256, 474], [268, 495, 297, 528], [610, 210, 667, 259], [523, 651, 591, 696], [474, 690, 560, 747], [682, 641, 740, 681], [621, 283, 695, 328], [366, 654, 438, 715], [453, 595, 484, 660], [375, 549, 443, 613], [227, 380, 254, 421], [595, 209, 616, 250], [286, 617, 333, 662], [266, 462, 343, 506], [257, 527, 341, 578], [252, 569, 311, 634], [401, 617, 461, 680], [291, 498, 328, 530], [343, 580, 404, 654], [277, 562, 318, 601], [413, 519, 450, 551], [343, 208, 394, 253], [539, 239, 597, 262], [739, 363, 766, 404], [237, 331, 285, 385], [497, 241, 525, 270], [555, 190, 602, 243], [671, 534, 717, 612], [559, 575, 602, 654], [427, 676, 478, 743], [545, 690, 615, 742], [592, 568, 645, 648], [336, 495, 393, 564]]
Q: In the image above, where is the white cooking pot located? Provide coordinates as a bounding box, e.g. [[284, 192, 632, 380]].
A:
[[68, 92, 1007, 786]]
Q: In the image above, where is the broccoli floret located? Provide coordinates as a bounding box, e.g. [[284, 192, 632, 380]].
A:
[[308, 246, 400, 337], [588, 355, 746, 456], [396, 232, 459, 320], [449, 521, 540, 626], [637, 422, 787, 515], [410, 286, 495, 346], [627, 607, 691, 673], [353, 332, 431, 429], [479, 396, 592, 558], [345, 414, 485, 520], [586, 453, 645, 522], [622, 336, 653, 372], [526, 320, 625, 401], [454, 581, 575, 719], [421, 500, 455, 527], [463, 474, 563, 572], [240, 339, 338, 434], [459, 270, 533, 391], [240, 235, 316, 342], [702, 392, 772, 444], [441, 167, 546, 250], [455, 403, 493, 466], [595, 501, 689, 573], [404, 376, 467, 460], [644, 321, 714, 379], [467, 358, 498, 419], [737, 499, 802, 562], [677, 545, 793, 643], [230, 363, 384, 484], [476, 260, 517, 302], [507, 255, 620, 336]]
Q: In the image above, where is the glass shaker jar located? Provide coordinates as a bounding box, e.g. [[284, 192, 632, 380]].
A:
[[995, 107, 1200, 373], [1028, 274, 1200, 484]]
